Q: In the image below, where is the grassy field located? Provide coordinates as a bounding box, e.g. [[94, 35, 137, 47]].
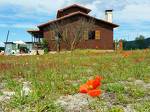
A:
[[0, 50, 150, 112]]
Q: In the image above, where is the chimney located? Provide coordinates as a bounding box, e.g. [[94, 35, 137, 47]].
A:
[[105, 10, 113, 23]]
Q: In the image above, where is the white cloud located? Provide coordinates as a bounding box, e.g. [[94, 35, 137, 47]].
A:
[[0, 0, 150, 23], [0, 23, 36, 28], [0, 0, 65, 14], [115, 4, 150, 23]]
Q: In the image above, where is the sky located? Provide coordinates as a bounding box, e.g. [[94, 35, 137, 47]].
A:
[[0, 0, 150, 46]]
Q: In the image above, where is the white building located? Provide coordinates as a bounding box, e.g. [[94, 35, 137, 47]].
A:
[[5, 41, 34, 55]]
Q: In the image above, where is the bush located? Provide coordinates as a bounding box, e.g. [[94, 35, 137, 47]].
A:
[[41, 39, 49, 54]]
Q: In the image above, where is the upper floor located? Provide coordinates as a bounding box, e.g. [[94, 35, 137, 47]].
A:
[[57, 4, 91, 18]]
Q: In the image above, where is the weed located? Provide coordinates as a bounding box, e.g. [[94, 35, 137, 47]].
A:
[[105, 83, 125, 93], [108, 106, 124, 112]]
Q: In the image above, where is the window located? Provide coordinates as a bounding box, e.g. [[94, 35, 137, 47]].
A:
[[83, 31, 88, 40], [88, 31, 95, 40], [95, 30, 101, 39]]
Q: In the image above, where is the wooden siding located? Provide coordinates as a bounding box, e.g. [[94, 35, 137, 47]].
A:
[[43, 15, 114, 51]]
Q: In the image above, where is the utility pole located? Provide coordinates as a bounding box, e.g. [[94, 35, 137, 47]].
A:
[[4, 30, 10, 54]]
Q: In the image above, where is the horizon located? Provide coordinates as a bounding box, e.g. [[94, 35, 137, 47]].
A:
[[0, 0, 150, 47]]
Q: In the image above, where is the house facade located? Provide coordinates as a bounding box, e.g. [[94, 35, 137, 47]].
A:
[[28, 4, 119, 51]]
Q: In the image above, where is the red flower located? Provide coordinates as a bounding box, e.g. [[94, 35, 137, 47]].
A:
[[79, 84, 88, 93], [79, 76, 103, 97], [88, 89, 101, 97]]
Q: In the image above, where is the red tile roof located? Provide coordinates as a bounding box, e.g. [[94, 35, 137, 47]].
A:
[[38, 11, 119, 28]]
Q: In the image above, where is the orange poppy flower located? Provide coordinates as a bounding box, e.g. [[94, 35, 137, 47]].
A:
[[79, 84, 88, 93], [79, 76, 103, 97], [88, 89, 101, 97], [86, 76, 102, 89]]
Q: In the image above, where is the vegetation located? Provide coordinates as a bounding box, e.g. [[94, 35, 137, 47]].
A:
[[0, 47, 4, 52], [0, 49, 150, 111], [123, 35, 150, 50], [41, 38, 49, 54]]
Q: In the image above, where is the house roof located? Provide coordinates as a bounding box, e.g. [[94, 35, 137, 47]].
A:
[[27, 29, 42, 33], [58, 4, 91, 12], [4, 42, 14, 44], [27, 29, 43, 35], [57, 4, 91, 18], [5, 42, 34, 44], [38, 11, 119, 28]]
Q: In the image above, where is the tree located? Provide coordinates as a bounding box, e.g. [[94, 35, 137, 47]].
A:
[[135, 35, 146, 49], [50, 17, 95, 51], [122, 39, 127, 50], [41, 38, 49, 54]]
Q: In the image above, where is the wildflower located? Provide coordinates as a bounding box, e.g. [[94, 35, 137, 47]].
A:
[[79, 84, 89, 93], [122, 51, 132, 58], [79, 76, 102, 97], [88, 89, 101, 97], [86, 76, 102, 89], [134, 57, 145, 63]]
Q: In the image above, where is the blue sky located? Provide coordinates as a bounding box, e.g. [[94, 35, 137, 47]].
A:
[[0, 0, 150, 46]]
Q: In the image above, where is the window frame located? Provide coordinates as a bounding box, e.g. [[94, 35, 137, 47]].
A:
[[88, 31, 95, 40]]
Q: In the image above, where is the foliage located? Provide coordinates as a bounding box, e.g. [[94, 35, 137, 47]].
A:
[[135, 35, 146, 49], [123, 36, 150, 50], [134, 101, 150, 112], [0, 47, 4, 52], [105, 83, 125, 93], [19, 46, 29, 53], [41, 38, 49, 54], [108, 107, 124, 112]]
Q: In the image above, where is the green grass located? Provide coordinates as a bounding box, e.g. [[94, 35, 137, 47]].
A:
[[0, 49, 150, 111], [104, 83, 125, 93], [108, 107, 124, 112]]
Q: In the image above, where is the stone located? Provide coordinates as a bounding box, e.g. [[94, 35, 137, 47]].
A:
[[56, 93, 95, 112], [2, 91, 15, 96], [123, 105, 135, 112], [21, 81, 32, 96], [134, 80, 145, 85], [0, 83, 6, 90], [144, 83, 150, 89], [0, 107, 4, 112], [0, 91, 15, 102]]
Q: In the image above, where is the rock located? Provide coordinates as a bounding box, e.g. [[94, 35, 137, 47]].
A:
[[2, 91, 15, 96], [0, 83, 6, 90], [0, 51, 4, 55], [0, 91, 15, 102], [0, 107, 4, 112], [21, 81, 32, 96], [123, 105, 135, 112], [134, 80, 145, 85], [144, 83, 150, 89], [56, 93, 95, 112], [101, 93, 116, 104]]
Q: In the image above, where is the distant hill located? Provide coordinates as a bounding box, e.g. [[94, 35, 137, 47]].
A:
[[123, 37, 150, 50]]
